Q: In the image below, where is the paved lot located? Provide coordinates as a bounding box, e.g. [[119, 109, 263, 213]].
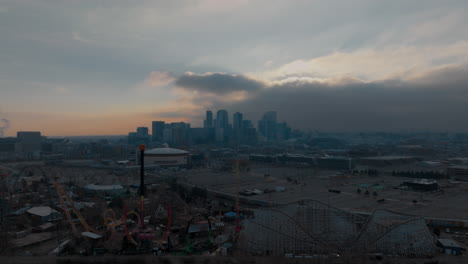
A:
[[185, 165, 468, 220]]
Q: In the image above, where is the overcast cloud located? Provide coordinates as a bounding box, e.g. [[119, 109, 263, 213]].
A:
[[176, 72, 265, 94], [1, 0, 468, 135], [172, 65, 468, 132]]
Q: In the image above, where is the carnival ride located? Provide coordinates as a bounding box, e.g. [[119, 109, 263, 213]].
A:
[[182, 215, 214, 255], [1, 153, 230, 256], [2, 165, 54, 205]]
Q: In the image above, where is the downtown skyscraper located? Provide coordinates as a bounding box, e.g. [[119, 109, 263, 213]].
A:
[[215, 110, 229, 142], [204, 110, 213, 128], [233, 112, 243, 143]]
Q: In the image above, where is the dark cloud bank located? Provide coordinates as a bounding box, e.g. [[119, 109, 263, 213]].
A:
[[175, 67, 468, 132], [175, 72, 265, 94]]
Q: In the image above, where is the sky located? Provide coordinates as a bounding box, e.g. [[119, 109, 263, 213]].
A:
[[1, 0, 468, 136]]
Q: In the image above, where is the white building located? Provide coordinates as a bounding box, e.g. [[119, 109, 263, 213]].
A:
[[143, 147, 189, 168], [27, 206, 61, 223]]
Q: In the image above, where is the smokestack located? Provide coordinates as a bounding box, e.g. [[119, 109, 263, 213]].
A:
[[0, 118, 9, 137]]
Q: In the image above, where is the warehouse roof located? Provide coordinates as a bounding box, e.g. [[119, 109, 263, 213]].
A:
[[361, 156, 415, 160], [8, 206, 31, 216], [146, 147, 188, 155], [27, 206, 58, 217], [405, 179, 438, 185], [81, 232, 102, 240], [84, 184, 124, 191], [449, 165, 468, 170], [438, 238, 463, 248]]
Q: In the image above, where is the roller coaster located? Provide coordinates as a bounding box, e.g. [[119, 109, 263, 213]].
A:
[[1, 162, 218, 255], [0, 164, 158, 251], [240, 199, 437, 257]]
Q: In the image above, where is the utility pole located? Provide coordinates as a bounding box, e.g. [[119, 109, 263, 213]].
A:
[[235, 160, 241, 235], [139, 144, 145, 226]]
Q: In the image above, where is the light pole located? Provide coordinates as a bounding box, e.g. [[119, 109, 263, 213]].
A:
[[139, 144, 145, 226]]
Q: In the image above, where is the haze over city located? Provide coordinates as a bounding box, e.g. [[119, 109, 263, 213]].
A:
[[5, 1, 468, 262], [1, 0, 468, 136]]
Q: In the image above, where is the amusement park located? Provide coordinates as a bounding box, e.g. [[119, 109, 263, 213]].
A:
[[1, 144, 468, 264], [0, 145, 241, 257]]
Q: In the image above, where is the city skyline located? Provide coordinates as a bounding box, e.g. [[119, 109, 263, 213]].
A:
[[3, 1, 468, 260], [2, 1, 468, 136]]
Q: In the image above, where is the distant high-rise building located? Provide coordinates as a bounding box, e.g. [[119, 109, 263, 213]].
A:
[[128, 127, 149, 145], [128, 132, 139, 145], [163, 127, 172, 143], [242, 119, 256, 144], [233, 112, 243, 131], [216, 110, 229, 129], [242, 120, 253, 128], [257, 120, 266, 138], [136, 127, 149, 137], [215, 110, 229, 142], [16, 131, 42, 153], [263, 111, 277, 122], [243, 127, 258, 145], [191, 128, 209, 144], [233, 112, 243, 143], [152, 121, 165, 142], [163, 122, 191, 146], [204, 110, 213, 128], [276, 122, 291, 141], [215, 127, 224, 142], [258, 111, 278, 141]]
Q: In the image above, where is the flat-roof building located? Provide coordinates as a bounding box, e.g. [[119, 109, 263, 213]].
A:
[[16, 131, 42, 153], [26, 206, 61, 224], [317, 156, 355, 170], [437, 238, 465, 255], [447, 165, 468, 181], [402, 179, 439, 192], [143, 147, 189, 168], [358, 156, 419, 166]]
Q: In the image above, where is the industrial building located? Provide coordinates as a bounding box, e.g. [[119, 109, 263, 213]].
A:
[[26, 206, 62, 224], [249, 154, 276, 163], [0, 137, 16, 153], [358, 156, 419, 167], [277, 154, 315, 165], [437, 238, 466, 255], [401, 179, 439, 192], [16, 131, 42, 156], [151, 121, 165, 142], [249, 154, 354, 170], [83, 184, 125, 197], [447, 165, 468, 181], [143, 147, 189, 168], [317, 156, 355, 170]]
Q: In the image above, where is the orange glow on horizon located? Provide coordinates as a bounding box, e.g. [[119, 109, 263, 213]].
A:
[[3, 113, 190, 137]]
